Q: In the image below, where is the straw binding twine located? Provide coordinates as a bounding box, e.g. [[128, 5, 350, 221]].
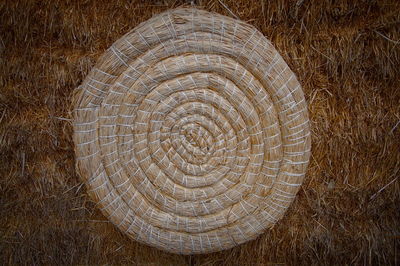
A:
[[72, 7, 311, 254]]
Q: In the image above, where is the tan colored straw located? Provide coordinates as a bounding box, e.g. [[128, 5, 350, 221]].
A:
[[72, 7, 311, 255]]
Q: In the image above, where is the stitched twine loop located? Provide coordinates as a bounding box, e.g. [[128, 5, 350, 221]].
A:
[[72, 8, 311, 254]]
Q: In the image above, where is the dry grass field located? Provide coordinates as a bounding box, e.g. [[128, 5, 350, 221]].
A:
[[1, 0, 399, 265]]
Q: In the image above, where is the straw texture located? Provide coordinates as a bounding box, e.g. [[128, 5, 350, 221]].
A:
[[72, 7, 311, 254]]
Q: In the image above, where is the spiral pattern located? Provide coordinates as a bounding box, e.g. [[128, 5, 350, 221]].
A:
[[72, 8, 311, 254]]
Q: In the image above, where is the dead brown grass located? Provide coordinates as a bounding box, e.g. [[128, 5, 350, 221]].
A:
[[0, 0, 399, 265]]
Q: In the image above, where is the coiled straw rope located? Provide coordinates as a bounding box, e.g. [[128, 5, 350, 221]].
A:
[[72, 7, 311, 254]]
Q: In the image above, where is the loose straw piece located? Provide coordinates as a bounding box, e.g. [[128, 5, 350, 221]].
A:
[[72, 7, 311, 255]]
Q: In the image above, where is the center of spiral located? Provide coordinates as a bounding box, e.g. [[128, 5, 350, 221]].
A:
[[180, 123, 214, 157]]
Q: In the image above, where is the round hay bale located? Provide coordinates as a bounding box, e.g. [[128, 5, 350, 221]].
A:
[[72, 7, 311, 254]]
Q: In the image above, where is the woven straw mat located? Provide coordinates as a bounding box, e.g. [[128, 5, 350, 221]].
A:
[[72, 8, 311, 254]]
